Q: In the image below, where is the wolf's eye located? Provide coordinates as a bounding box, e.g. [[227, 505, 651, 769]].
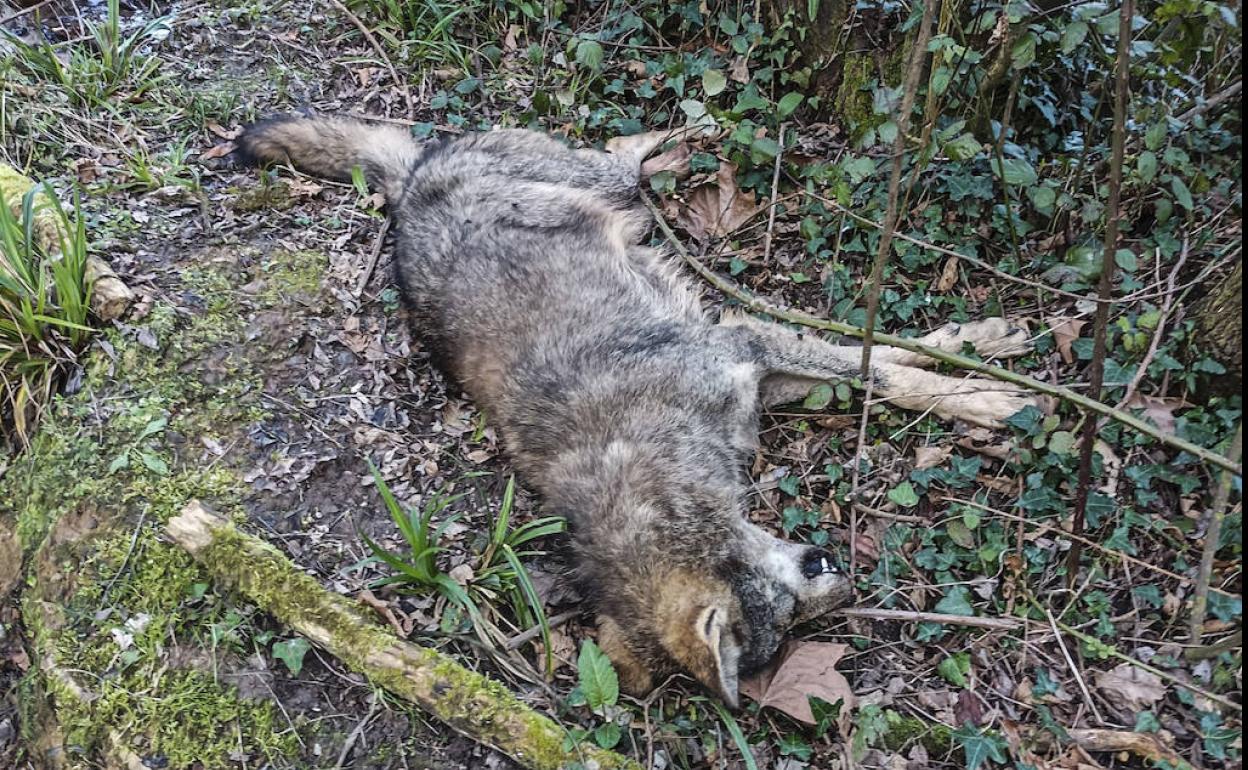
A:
[[801, 549, 838, 579]]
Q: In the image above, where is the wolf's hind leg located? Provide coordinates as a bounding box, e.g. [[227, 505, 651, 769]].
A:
[[725, 314, 1041, 427], [873, 318, 1033, 368]]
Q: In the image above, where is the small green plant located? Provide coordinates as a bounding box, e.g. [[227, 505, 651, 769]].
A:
[[0, 182, 93, 443], [3, 0, 170, 107], [361, 466, 564, 673]]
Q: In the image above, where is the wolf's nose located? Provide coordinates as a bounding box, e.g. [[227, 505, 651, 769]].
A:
[[801, 548, 838, 579]]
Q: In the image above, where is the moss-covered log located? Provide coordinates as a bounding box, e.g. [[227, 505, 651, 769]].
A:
[[166, 502, 642, 770]]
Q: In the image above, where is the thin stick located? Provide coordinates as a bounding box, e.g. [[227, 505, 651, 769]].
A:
[[1050, 612, 1242, 712], [1045, 606, 1107, 725], [761, 124, 786, 264], [504, 609, 579, 651], [950, 498, 1239, 598], [838, 607, 1021, 630], [1068, 0, 1134, 582], [1176, 79, 1242, 124], [859, 0, 935, 376], [1188, 424, 1243, 643], [354, 216, 392, 298], [806, 192, 1112, 304], [323, 0, 416, 120], [0, 0, 54, 25], [334, 695, 381, 770], [1115, 240, 1188, 409], [641, 195, 1243, 475]]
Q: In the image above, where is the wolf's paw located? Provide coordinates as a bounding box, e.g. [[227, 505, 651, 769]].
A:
[[932, 379, 1043, 428], [922, 318, 1033, 360]]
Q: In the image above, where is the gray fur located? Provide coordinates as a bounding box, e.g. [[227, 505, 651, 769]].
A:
[[236, 117, 1039, 704]]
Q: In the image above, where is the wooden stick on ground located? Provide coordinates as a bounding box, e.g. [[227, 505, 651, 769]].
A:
[[166, 501, 642, 770], [837, 607, 1021, 630]]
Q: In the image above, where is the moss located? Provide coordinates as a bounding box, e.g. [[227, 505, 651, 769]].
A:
[[834, 56, 880, 142], [228, 180, 293, 212], [4, 248, 332, 768], [876, 709, 954, 755], [256, 249, 328, 305]]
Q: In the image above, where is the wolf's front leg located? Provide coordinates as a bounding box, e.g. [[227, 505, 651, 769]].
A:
[[724, 313, 1040, 428]]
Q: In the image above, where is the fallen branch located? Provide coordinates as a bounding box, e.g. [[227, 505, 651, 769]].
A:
[[1031, 727, 1191, 768], [641, 195, 1242, 476], [166, 502, 642, 770], [837, 607, 1020, 630], [1189, 424, 1243, 643]]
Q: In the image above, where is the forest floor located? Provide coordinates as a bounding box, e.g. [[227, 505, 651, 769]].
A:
[[0, 0, 1241, 768]]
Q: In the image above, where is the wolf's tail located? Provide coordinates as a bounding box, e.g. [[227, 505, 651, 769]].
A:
[[236, 116, 420, 201]]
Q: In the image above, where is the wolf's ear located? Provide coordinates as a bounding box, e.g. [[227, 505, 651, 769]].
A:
[[694, 604, 742, 708]]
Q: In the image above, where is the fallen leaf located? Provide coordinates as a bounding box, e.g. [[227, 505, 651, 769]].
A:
[[1048, 316, 1087, 364], [1123, 393, 1188, 435], [200, 141, 237, 161], [1094, 663, 1166, 713], [677, 161, 760, 241], [728, 56, 750, 83], [934, 255, 960, 293], [914, 444, 952, 470], [640, 142, 692, 181], [740, 641, 856, 724]]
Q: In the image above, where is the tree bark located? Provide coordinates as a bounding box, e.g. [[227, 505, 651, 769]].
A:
[[1190, 260, 1242, 389]]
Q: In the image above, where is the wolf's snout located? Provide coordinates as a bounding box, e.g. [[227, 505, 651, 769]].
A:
[[800, 548, 838, 579]]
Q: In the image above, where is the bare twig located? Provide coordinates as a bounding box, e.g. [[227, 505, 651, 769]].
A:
[[1184, 630, 1242, 661], [1068, 0, 1134, 582], [1176, 79, 1242, 124], [950, 498, 1239, 598], [838, 607, 1021, 630], [1189, 423, 1243, 643], [1049, 611, 1242, 712], [334, 695, 381, 770], [762, 124, 786, 264], [504, 609, 579, 651], [0, 0, 55, 25], [641, 195, 1243, 475], [1115, 240, 1189, 409], [859, 0, 935, 375], [804, 191, 1111, 304], [1045, 606, 1108, 726], [354, 216, 392, 299]]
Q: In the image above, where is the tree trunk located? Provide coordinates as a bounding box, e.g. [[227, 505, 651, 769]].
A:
[[1190, 260, 1242, 391]]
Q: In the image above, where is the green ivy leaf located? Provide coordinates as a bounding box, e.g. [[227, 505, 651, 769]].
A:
[[803, 383, 835, 410], [777, 92, 804, 118], [944, 132, 984, 161], [1170, 177, 1194, 211], [954, 723, 1009, 770], [991, 157, 1038, 186], [877, 120, 899, 145], [1114, 249, 1138, 272], [593, 722, 621, 749], [574, 39, 604, 70], [887, 481, 920, 508], [937, 652, 970, 687], [1136, 151, 1158, 182], [1144, 121, 1168, 151], [702, 69, 727, 97], [935, 586, 976, 616], [1010, 33, 1037, 69], [577, 640, 619, 711], [1060, 21, 1089, 53], [272, 637, 311, 676]]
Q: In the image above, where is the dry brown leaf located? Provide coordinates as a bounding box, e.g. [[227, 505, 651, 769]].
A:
[[740, 641, 856, 724], [200, 141, 237, 161], [914, 444, 952, 470], [934, 255, 960, 293], [677, 162, 760, 241], [728, 56, 750, 83], [640, 142, 692, 181], [1123, 393, 1188, 435], [1048, 316, 1087, 364], [1094, 663, 1166, 713]]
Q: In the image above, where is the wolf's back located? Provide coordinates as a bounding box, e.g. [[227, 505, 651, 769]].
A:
[[236, 116, 419, 201]]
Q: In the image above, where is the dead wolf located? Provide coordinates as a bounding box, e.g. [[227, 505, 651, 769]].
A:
[[236, 117, 1037, 706]]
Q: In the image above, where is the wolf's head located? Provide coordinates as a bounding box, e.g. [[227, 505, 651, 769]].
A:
[[596, 527, 852, 708]]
